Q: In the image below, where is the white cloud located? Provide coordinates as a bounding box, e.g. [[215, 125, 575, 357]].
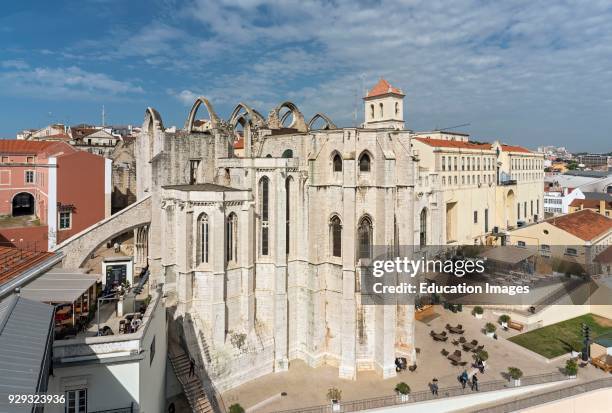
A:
[[0, 66, 144, 99]]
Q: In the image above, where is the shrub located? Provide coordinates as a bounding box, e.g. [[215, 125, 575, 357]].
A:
[[485, 323, 496, 333], [473, 306, 484, 315], [498, 314, 511, 324], [565, 359, 578, 376], [395, 382, 410, 395], [229, 404, 245, 413], [475, 350, 489, 361], [508, 367, 523, 380], [327, 387, 342, 401]]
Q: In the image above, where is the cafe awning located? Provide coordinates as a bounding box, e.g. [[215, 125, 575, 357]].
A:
[[20, 268, 100, 303], [479, 246, 536, 265]]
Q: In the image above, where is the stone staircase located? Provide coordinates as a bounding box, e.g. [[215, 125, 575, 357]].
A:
[[169, 351, 214, 413]]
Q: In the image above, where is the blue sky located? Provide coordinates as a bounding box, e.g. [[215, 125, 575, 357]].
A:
[[1, 0, 611, 152]]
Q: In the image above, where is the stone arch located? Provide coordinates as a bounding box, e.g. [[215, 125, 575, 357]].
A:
[[308, 112, 337, 130], [267, 101, 308, 132], [505, 189, 516, 228], [12, 192, 35, 216], [185, 97, 221, 132], [229, 102, 267, 129], [143, 107, 164, 160]]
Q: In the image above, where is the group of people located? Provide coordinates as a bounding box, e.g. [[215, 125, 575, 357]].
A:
[[458, 370, 479, 391], [430, 370, 480, 396]]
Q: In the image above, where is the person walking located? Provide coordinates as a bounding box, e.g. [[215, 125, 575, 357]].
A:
[[460, 370, 468, 389], [431, 378, 439, 396], [471, 373, 479, 391], [189, 357, 196, 377]]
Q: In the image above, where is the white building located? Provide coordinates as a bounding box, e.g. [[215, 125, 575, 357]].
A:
[[544, 187, 584, 216]]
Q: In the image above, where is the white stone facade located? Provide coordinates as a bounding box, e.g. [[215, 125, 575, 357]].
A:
[[134, 81, 543, 391]]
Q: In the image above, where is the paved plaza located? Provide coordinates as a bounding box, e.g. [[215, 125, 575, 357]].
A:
[[221, 305, 610, 412]]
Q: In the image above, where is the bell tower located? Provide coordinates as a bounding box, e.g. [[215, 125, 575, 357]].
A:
[[363, 78, 405, 130]]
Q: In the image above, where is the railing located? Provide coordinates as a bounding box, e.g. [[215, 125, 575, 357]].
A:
[[275, 372, 568, 413], [91, 403, 136, 413], [473, 377, 612, 413]]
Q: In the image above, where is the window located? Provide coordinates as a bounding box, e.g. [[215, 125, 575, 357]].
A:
[[285, 177, 292, 255], [189, 160, 200, 185], [370, 104, 375, 119], [26, 156, 34, 163], [379, 102, 384, 118], [484, 208, 489, 233], [226, 213, 238, 262], [359, 152, 371, 172], [517, 241, 526, 248], [150, 335, 156, 365], [454, 157, 457, 170], [333, 153, 342, 172], [419, 208, 427, 247], [197, 213, 209, 264], [66, 389, 87, 413], [442, 176, 446, 185], [259, 177, 269, 255], [59, 211, 71, 229], [473, 211, 478, 224], [565, 247, 578, 256], [530, 200, 533, 216], [517, 203, 520, 220], [330, 215, 342, 257], [442, 156, 446, 171], [540, 244, 551, 255], [25, 170, 34, 183], [1, 156, 8, 163], [395, 102, 399, 116], [357, 216, 373, 260], [282, 149, 293, 158]]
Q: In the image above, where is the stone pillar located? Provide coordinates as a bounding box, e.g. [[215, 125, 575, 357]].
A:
[[240, 202, 255, 334], [211, 205, 227, 347], [176, 205, 194, 314], [273, 170, 289, 371], [339, 157, 357, 379]]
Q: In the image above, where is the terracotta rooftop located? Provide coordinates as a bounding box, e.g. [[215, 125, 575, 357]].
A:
[[0, 140, 59, 154], [0, 246, 58, 288], [366, 78, 404, 98], [546, 209, 612, 241], [569, 198, 612, 209], [413, 137, 492, 150], [501, 144, 531, 153], [234, 137, 244, 149]]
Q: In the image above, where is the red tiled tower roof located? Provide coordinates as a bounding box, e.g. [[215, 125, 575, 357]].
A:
[[365, 79, 404, 98]]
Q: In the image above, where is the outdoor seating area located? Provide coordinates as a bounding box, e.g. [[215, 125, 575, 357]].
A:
[[591, 354, 612, 373], [430, 330, 448, 341], [446, 323, 465, 334]]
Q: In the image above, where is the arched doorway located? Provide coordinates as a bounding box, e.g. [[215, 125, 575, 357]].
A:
[[12, 192, 35, 216], [505, 190, 516, 228]]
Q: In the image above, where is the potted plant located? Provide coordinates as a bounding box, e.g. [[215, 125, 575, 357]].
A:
[[565, 359, 578, 379], [508, 367, 523, 386], [474, 350, 489, 365], [473, 306, 484, 319], [498, 314, 510, 329], [327, 387, 342, 412], [395, 382, 411, 402], [485, 323, 497, 338], [229, 404, 245, 413]]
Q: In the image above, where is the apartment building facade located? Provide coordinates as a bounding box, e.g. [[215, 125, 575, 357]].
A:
[[0, 140, 112, 249]]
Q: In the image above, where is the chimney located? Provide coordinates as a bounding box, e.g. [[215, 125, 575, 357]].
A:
[[600, 200, 605, 215]]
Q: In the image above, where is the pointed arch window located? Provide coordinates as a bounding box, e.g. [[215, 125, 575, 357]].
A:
[[330, 215, 342, 257], [357, 216, 373, 260], [259, 177, 270, 256], [370, 104, 375, 119], [226, 212, 238, 263], [359, 152, 371, 172], [333, 153, 342, 172], [197, 213, 209, 264], [419, 208, 427, 247], [379, 102, 384, 118]]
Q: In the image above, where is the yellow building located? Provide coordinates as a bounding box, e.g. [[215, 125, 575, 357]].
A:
[[507, 209, 612, 273], [412, 133, 545, 245]]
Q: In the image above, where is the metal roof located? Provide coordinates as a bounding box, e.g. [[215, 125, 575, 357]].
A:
[[20, 268, 100, 303], [0, 295, 54, 412]]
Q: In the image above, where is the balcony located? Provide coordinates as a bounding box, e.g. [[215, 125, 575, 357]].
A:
[[499, 178, 517, 186]]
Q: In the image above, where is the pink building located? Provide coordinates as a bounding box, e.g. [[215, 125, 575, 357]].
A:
[[0, 140, 111, 250]]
